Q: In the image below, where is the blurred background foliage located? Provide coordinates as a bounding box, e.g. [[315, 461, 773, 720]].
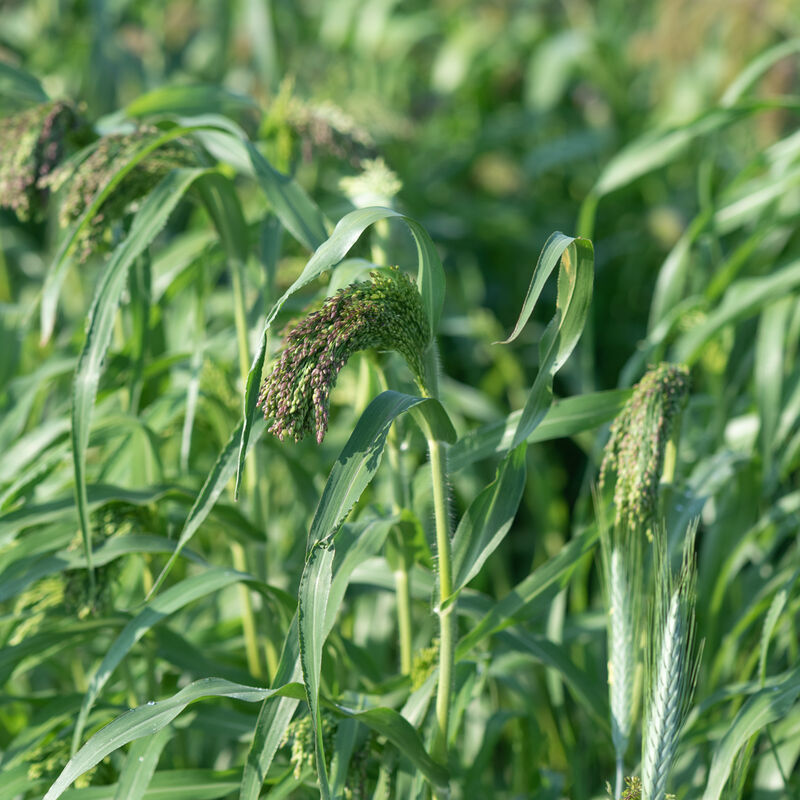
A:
[[1, 1, 800, 798]]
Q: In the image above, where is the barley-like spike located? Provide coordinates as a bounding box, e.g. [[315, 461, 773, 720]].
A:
[[609, 547, 635, 755], [597, 489, 643, 799], [641, 525, 701, 800], [258, 268, 430, 444], [600, 363, 690, 533]]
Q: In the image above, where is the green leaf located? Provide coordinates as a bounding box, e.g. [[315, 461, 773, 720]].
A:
[[307, 390, 452, 551], [126, 85, 259, 119], [298, 542, 336, 799], [149, 417, 266, 597], [112, 727, 172, 800], [332, 703, 449, 789], [497, 629, 609, 729], [449, 389, 629, 471], [756, 298, 792, 476], [236, 207, 446, 496], [451, 443, 527, 594], [239, 519, 394, 800], [673, 258, 800, 365], [497, 233, 594, 449], [720, 38, 800, 107], [73, 567, 266, 753], [39, 121, 233, 344], [43, 679, 306, 800], [701, 666, 800, 800], [456, 524, 599, 658], [70, 167, 211, 580], [192, 127, 328, 252], [0, 61, 48, 109]]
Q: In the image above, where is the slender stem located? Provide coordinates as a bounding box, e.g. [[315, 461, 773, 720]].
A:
[[614, 757, 623, 800], [430, 434, 454, 767], [394, 566, 413, 675], [232, 540, 263, 679], [375, 359, 414, 676], [421, 344, 454, 778]]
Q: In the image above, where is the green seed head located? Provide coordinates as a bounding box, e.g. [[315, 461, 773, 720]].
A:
[[0, 100, 78, 221], [42, 126, 196, 260], [600, 363, 690, 532], [258, 268, 430, 444]]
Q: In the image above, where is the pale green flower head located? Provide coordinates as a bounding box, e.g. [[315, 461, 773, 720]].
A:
[[600, 363, 690, 531]]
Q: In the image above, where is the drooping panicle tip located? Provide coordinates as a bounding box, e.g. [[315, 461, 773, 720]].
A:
[[258, 268, 430, 444]]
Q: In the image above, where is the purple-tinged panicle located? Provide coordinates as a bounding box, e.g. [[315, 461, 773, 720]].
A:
[[41, 127, 197, 261], [600, 363, 690, 532], [0, 100, 78, 221], [258, 269, 430, 444]]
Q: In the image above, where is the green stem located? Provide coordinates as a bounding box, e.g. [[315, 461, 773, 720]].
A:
[[376, 359, 414, 676], [232, 540, 263, 679], [430, 434, 454, 766], [395, 565, 413, 676], [423, 344, 454, 776]]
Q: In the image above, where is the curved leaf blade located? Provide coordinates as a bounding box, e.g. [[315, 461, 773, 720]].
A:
[[70, 167, 211, 578], [44, 679, 306, 800]]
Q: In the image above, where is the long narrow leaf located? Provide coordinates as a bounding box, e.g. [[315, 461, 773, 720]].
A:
[[71, 167, 211, 579], [498, 233, 594, 449], [44, 679, 306, 800]]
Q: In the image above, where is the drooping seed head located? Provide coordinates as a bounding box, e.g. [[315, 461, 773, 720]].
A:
[[41, 126, 197, 260], [600, 363, 690, 532], [0, 100, 78, 221], [258, 268, 430, 444]]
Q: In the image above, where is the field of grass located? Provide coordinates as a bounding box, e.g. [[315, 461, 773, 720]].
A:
[[1, 2, 799, 799]]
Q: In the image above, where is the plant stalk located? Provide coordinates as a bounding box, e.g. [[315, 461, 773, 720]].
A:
[[429, 434, 454, 767]]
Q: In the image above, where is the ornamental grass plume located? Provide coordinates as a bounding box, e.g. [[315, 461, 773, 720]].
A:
[[0, 100, 78, 221], [599, 363, 690, 532], [258, 268, 430, 444], [41, 126, 196, 260]]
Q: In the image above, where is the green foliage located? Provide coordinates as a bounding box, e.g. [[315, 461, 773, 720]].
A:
[[1, 2, 799, 799]]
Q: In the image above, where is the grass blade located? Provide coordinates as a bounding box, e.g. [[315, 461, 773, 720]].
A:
[[298, 542, 336, 799], [44, 679, 306, 800], [451, 443, 527, 593], [70, 167, 211, 584], [112, 727, 172, 800], [701, 666, 800, 800], [497, 233, 594, 449], [73, 567, 263, 753]]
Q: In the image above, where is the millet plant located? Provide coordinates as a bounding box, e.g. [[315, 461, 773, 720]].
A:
[[1, 35, 800, 800]]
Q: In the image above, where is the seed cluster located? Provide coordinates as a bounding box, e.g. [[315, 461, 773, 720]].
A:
[[619, 776, 641, 800], [600, 363, 690, 531], [0, 100, 78, 221], [258, 269, 430, 444], [42, 127, 196, 260]]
